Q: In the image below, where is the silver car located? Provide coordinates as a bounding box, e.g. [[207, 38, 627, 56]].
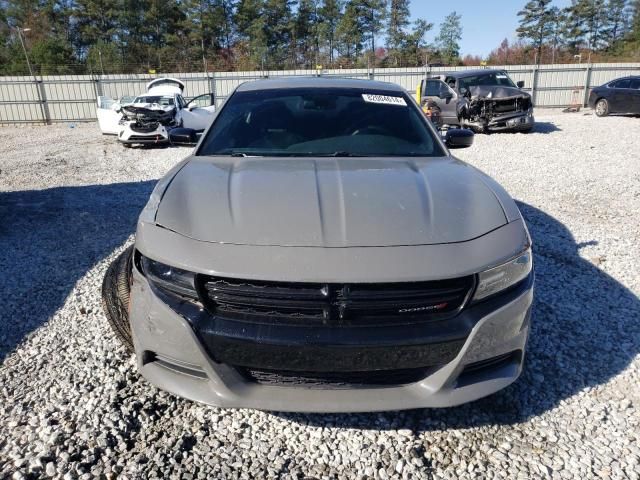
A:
[[102, 77, 534, 412]]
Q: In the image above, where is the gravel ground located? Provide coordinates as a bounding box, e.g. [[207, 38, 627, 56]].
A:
[[1, 110, 639, 479]]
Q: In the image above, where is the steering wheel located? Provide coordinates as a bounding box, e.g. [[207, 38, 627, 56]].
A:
[[350, 125, 391, 136]]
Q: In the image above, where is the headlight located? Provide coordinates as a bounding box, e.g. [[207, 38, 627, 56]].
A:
[[473, 248, 532, 302], [141, 256, 198, 299]]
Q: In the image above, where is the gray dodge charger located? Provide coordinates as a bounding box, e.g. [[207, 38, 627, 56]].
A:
[[102, 77, 534, 412]]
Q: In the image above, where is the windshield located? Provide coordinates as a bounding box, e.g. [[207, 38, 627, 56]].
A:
[[197, 87, 444, 157], [134, 95, 174, 106], [458, 72, 516, 90]]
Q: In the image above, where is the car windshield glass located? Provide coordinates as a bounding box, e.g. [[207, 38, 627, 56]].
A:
[[134, 96, 174, 106], [197, 87, 444, 157], [458, 72, 516, 90]]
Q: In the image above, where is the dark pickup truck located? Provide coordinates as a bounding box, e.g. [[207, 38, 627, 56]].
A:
[[417, 69, 535, 133]]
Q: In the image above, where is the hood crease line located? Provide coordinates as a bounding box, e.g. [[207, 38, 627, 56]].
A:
[[227, 161, 236, 226], [336, 160, 348, 246], [312, 160, 326, 245]]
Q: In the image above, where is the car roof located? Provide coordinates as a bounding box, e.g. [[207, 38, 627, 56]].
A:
[[431, 69, 507, 79], [236, 77, 406, 93]]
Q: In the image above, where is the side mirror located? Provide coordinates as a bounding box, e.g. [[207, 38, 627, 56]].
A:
[[445, 128, 474, 149], [169, 127, 198, 145], [187, 103, 197, 111], [517, 80, 525, 88]]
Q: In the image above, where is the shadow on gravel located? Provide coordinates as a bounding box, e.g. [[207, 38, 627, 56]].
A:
[[529, 122, 561, 134], [0, 181, 155, 362], [278, 202, 640, 430]]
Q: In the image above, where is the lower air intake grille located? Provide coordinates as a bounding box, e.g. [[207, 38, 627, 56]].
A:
[[238, 367, 431, 389], [199, 276, 474, 326], [127, 135, 164, 141]]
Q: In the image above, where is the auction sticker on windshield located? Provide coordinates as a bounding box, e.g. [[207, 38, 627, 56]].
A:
[[362, 94, 407, 107]]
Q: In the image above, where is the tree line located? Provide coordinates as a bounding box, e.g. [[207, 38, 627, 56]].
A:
[[1, 0, 639, 76], [486, 0, 640, 65], [0, 0, 462, 75]]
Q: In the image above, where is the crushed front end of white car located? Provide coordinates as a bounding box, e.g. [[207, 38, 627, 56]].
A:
[[117, 104, 176, 146], [96, 77, 215, 146]]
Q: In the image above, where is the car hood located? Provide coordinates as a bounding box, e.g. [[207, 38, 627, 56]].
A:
[[122, 104, 175, 114], [154, 156, 508, 247], [468, 85, 531, 100]]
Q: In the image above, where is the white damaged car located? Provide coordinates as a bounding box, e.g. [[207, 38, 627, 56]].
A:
[[96, 78, 216, 147]]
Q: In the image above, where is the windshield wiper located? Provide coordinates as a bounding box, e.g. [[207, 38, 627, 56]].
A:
[[327, 151, 368, 157]]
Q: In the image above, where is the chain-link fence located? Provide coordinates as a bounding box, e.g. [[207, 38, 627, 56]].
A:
[[1, 62, 640, 125]]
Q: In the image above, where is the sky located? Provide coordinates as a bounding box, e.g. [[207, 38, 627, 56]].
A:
[[410, 0, 572, 57]]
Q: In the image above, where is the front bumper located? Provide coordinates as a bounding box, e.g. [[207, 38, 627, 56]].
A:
[[487, 110, 535, 132], [118, 124, 170, 145], [462, 110, 535, 133], [129, 264, 533, 412]]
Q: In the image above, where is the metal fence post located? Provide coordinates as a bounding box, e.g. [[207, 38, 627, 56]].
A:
[[210, 71, 217, 107], [95, 76, 104, 97], [583, 63, 592, 107], [367, 57, 375, 80], [530, 65, 539, 106], [35, 77, 51, 125]]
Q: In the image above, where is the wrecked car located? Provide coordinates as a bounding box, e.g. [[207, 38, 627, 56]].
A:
[[417, 70, 535, 133], [96, 78, 216, 146], [95, 95, 135, 135]]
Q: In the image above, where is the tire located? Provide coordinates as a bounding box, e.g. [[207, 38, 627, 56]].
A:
[[595, 99, 609, 117], [101, 245, 134, 352]]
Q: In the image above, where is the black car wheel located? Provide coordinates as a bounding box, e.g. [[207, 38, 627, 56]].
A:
[[101, 245, 135, 352], [595, 99, 610, 117]]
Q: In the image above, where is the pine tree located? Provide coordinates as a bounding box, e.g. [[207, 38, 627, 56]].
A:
[[220, 0, 236, 54], [631, 0, 640, 41], [404, 18, 432, 66], [386, 0, 410, 64], [319, 0, 342, 63], [74, 0, 121, 49], [563, 0, 609, 53], [142, 0, 185, 69], [354, 0, 387, 56], [517, 0, 554, 64], [179, 0, 235, 70], [263, 0, 295, 67], [0, 6, 9, 73], [235, 0, 267, 68], [295, 0, 320, 66], [117, 0, 149, 69], [336, 1, 363, 62], [548, 6, 565, 63], [436, 11, 462, 65], [605, 0, 630, 45]]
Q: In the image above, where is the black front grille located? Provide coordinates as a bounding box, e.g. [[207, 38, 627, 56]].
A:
[[131, 122, 160, 133], [492, 96, 531, 114], [127, 135, 164, 141], [239, 366, 432, 389], [199, 276, 474, 326]]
